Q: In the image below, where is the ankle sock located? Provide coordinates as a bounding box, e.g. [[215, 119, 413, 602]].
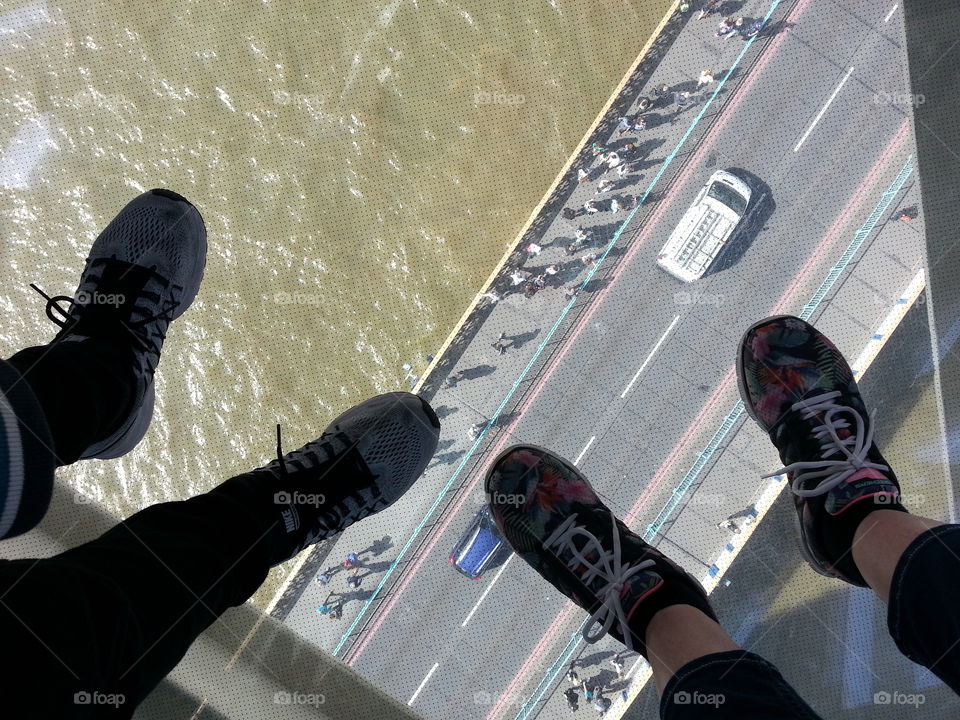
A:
[[819, 488, 909, 581], [624, 556, 719, 658]]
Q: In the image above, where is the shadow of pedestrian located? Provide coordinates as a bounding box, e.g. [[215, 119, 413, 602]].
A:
[[582, 275, 612, 293], [434, 405, 459, 420], [764, 18, 796, 38], [362, 536, 394, 558], [427, 450, 463, 470], [343, 589, 374, 605], [503, 329, 540, 350], [493, 410, 520, 428], [457, 364, 496, 381], [358, 559, 394, 574], [718, 0, 747, 15], [434, 438, 455, 452]]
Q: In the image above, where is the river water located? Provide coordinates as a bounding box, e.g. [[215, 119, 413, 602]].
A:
[[0, 0, 670, 606]]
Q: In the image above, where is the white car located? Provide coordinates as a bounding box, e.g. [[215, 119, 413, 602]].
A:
[[657, 170, 752, 283]]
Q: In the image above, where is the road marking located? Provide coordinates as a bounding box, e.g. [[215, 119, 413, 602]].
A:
[[884, 4, 898, 22], [574, 436, 596, 465], [461, 554, 514, 627], [408, 662, 439, 705], [794, 66, 854, 152], [620, 315, 680, 398]]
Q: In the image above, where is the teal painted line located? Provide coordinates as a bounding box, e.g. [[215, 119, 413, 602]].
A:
[[515, 151, 915, 719], [332, 0, 783, 660]]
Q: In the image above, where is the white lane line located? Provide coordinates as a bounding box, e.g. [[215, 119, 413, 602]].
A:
[[794, 66, 854, 152], [574, 436, 596, 466], [461, 554, 514, 627], [408, 662, 440, 705], [884, 4, 898, 22], [620, 315, 680, 398]]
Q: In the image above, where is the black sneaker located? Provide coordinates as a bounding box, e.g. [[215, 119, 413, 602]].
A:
[[485, 445, 716, 657], [737, 315, 905, 586], [223, 392, 440, 566], [31, 189, 207, 459]]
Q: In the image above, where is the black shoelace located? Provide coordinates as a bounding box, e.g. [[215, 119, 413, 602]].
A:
[[30, 260, 178, 361]]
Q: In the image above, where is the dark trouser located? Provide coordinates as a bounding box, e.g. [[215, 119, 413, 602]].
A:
[[0, 340, 280, 718], [0, 479, 277, 718], [660, 524, 960, 719]]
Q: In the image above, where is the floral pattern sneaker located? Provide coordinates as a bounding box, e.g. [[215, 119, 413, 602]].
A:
[[485, 445, 716, 656], [737, 315, 904, 586]]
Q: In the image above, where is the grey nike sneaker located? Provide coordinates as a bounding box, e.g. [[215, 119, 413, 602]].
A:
[[31, 189, 207, 459], [215, 392, 441, 565]]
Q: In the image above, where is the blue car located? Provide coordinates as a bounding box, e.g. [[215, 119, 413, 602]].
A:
[[449, 507, 505, 580]]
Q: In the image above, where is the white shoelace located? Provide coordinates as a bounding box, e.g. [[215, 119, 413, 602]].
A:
[[543, 512, 654, 651], [763, 390, 889, 498]]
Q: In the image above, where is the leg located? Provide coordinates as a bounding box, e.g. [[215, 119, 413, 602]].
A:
[[738, 315, 960, 693], [0, 188, 206, 540], [485, 446, 823, 720], [5, 338, 137, 466], [884, 523, 960, 692], [1, 392, 439, 716], [0, 481, 276, 713], [851, 510, 943, 603], [645, 605, 737, 690], [646, 606, 822, 719]]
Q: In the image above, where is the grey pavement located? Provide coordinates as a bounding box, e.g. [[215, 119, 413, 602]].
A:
[[266, 1, 944, 720]]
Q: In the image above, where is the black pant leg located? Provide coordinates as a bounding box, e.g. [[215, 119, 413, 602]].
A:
[[0, 473, 278, 718], [887, 524, 960, 694], [660, 650, 824, 720], [6, 337, 137, 466]]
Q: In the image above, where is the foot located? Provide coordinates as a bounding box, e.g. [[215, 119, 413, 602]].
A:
[[31, 189, 207, 459], [485, 445, 716, 657], [226, 392, 440, 566], [737, 315, 906, 586]]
